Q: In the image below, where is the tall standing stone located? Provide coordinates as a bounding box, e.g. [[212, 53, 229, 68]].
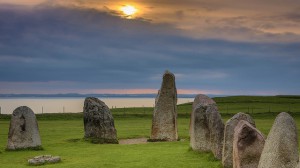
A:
[[83, 97, 118, 144], [233, 120, 265, 168], [190, 104, 211, 152], [222, 112, 255, 168], [190, 94, 224, 160], [7, 106, 42, 150], [150, 70, 178, 141], [190, 94, 216, 151], [258, 112, 299, 168]]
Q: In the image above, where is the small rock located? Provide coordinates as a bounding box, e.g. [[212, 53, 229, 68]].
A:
[[28, 155, 61, 166]]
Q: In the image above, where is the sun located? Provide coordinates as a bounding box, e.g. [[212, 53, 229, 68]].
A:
[[121, 5, 137, 16]]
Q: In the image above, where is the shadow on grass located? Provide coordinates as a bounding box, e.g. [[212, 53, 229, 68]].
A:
[[5, 146, 44, 151]]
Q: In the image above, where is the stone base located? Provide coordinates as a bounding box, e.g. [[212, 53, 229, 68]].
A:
[[147, 138, 180, 142], [84, 137, 119, 144], [6, 145, 43, 151]]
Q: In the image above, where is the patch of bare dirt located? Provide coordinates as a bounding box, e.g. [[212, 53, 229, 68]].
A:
[[119, 138, 148, 145]]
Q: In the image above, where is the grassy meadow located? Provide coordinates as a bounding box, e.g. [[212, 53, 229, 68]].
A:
[[0, 96, 300, 167]]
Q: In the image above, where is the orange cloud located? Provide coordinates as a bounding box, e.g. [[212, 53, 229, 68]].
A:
[[0, 0, 44, 5]]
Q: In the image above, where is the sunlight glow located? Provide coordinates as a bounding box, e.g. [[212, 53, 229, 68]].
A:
[[121, 5, 137, 16]]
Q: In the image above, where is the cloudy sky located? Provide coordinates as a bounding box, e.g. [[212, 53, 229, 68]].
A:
[[0, 0, 299, 95]]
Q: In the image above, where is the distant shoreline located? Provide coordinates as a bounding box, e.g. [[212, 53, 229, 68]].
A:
[[0, 94, 218, 99], [0, 94, 299, 99]]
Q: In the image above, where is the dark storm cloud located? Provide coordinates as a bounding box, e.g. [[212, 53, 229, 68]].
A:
[[0, 5, 299, 94]]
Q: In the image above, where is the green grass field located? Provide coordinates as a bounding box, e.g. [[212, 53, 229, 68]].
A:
[[0, 96, 300, 167]]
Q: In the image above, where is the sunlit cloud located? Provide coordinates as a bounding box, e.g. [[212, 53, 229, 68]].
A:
[[0, 0, 44, 5], [0, 3, 299, 95], [1, 0, 299, 42]]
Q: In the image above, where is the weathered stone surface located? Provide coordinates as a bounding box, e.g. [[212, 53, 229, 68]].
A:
[[233, 120, 265, 168], [190, 94, 216, 151], [83, 97, 118, 144], [190, 104, 210, 151], [297, 161, 300, 168], [207, 104, 224, 160], [7, 106, 41, 150], [258, 112, 299, 168], [222, 112, 255, 168], [189, 94, 224, 160], [150, 70, 178, 141], [192, 94, 216, 110], [28, 155, 61, 166]]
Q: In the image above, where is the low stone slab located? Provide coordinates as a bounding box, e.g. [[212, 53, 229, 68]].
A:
[[28, 155, 61, 166], [258, 112, 299, 168], [222, 112, 255, 168], [233, 120, 265, 168]]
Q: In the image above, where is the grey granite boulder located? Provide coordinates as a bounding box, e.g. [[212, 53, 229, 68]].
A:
[[207, 104, 224, 160], [190, 94, 216, 151], [233, 120, 265, 168], [190, 94, 224, 160], [192, 94, 216, 109], [7, 106, 41, 150], [150, 70, 178, 141], [190, 104, 211, 152], [222, 112, 255, 168], [258, 112, 298, 168], [83, 97, 118, 144]]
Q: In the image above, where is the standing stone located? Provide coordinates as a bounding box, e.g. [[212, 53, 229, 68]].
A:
[[258, 112, 299, 168], [7, 106, 41, 150], [190, 94, 224, 160], [150, 70, 178, 141], [222, 112, 255, 168], [190, 104, 211, 152], [233, 120, 265, 168], [83, 97, 118, 144], [207, 104, 224, 160], [192, 94, 216, 109], [190, 94, 216, 151]]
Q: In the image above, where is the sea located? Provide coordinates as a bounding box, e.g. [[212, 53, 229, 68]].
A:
[[0, 97, 194, 114]]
